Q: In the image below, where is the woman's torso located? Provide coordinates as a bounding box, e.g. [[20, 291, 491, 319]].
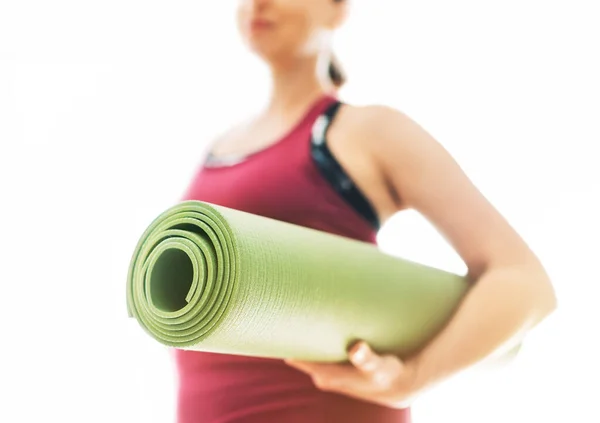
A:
[[176, 95, 410, 423]]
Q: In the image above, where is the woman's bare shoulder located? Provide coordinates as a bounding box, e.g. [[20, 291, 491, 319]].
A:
[[333, 102, 419, 152]]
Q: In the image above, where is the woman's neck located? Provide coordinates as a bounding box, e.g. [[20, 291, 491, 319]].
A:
[[267, 55, 334, 116]]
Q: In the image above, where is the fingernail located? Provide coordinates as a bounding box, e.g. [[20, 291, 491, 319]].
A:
[[353, 342, 369, 362]]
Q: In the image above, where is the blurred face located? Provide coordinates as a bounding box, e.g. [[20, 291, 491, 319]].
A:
[[236, 0, 346, 62]]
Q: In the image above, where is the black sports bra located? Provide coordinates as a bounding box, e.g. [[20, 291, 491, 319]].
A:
[[310, 101, 381, 230]]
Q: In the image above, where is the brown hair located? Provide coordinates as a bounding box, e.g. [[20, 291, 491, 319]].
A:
[[328, 52, 346, 88], [328, 0, 346, 88]]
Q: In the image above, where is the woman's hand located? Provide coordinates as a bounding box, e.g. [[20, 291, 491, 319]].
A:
[[285, 342, 421, 409]]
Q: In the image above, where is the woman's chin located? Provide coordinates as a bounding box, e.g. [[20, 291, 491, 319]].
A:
[[245, 44, 283, 63]]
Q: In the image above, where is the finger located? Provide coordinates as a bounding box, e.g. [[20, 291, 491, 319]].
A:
[[285, 360, 350, 376], [348, 342, 383, 375], [284, 359, 319, 374], [285, 360, 364, 391]]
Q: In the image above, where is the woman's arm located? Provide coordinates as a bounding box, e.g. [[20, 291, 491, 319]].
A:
[[367, 105, 557, 389], [286, 105, 557, 407]]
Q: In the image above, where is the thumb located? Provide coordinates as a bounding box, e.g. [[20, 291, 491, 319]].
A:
[[348, 341, 382, 374]]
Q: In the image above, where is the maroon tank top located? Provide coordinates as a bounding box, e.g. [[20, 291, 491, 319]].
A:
[[176, 95, 410, 423]]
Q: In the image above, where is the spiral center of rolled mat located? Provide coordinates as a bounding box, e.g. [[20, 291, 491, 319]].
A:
[[150, 248, 194, 313], [127, 202, 238, 347]]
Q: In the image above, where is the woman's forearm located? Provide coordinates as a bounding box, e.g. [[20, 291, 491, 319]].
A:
[[408, 263, 557, 391]]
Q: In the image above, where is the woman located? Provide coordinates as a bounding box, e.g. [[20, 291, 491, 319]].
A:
[[176, 0, 557, 422]]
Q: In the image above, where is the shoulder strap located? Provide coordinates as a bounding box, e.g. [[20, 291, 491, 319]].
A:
[[310, 101, 381, 230]]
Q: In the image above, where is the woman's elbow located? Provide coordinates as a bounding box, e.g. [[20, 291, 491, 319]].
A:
[[528, 263, 558, 324]]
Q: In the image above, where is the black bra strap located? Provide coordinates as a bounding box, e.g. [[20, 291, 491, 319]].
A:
[[310, 101, 381, 230]]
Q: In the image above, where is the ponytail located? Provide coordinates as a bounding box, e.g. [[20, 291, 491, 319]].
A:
[[329, 0, 347, 88], [328, 52, 346, 88]]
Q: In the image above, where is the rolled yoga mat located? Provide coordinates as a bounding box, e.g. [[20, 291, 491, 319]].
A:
[[126, 200, 470, 362]]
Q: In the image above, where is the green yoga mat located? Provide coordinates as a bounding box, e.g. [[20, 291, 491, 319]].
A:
[[126, 200, 470, 362]]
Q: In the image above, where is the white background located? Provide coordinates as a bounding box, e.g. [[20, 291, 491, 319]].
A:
[[1, 1, 598, 422]]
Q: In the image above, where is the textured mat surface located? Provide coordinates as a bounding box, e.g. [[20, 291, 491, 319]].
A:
[[126, 201, 470, 362]]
